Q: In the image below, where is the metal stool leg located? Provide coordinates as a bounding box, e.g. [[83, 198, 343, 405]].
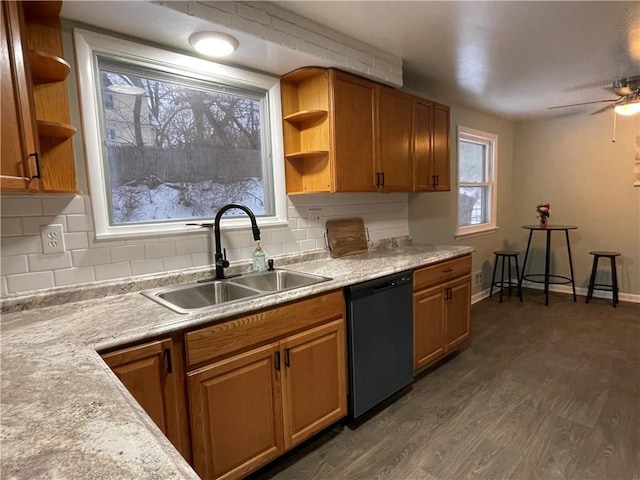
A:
[[611, 256, 619, 307], [586, 255, 598, 303], [499, 255, 506, 303], [515, 255, 523, 301], [490, 255, 498, 299], [507, 257, 513, 297]]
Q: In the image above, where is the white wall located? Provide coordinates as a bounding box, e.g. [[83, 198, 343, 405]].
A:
[[510, 112, 640, 296]]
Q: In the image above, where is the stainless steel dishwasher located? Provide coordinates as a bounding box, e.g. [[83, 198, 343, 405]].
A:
[[345, 270, 414, 418]]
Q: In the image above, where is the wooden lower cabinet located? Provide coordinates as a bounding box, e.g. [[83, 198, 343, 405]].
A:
[[188, 343, 284, 480], [101, 337, 191, 462], [413, 256, 472, 371], [186, 292, 347, 480]]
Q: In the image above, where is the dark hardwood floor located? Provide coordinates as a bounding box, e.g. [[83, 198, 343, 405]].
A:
[[253, 290, 640, 480]]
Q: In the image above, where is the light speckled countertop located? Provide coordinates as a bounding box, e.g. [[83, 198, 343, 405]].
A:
[[0, 242, 473, 479]]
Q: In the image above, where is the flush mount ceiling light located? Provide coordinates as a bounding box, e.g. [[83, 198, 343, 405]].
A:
[[188, 31, 239, 57]]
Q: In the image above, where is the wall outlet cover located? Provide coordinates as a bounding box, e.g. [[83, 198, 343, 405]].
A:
[[40, 224, 65, 254]]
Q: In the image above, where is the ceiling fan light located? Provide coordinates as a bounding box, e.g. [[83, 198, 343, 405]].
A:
[[614, 102, 640, 116], [188, 32, 239, 57]]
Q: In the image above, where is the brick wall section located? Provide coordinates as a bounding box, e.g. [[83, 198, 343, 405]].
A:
[[0, 194, 409, 295], [154, 1, 403, 87]]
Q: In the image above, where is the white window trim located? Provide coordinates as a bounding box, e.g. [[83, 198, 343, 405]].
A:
[[456, 125, 498, 237], [73, 28, 287, 240]]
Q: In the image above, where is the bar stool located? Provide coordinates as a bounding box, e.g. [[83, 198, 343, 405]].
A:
[[586, 251, 620, 307], [489, 251, 523, 303]]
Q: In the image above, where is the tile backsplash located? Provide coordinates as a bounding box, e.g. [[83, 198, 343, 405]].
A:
[[0, 193, 409, 295]]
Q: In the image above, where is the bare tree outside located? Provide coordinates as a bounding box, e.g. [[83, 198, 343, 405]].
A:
[[99, 59, 268, 225]]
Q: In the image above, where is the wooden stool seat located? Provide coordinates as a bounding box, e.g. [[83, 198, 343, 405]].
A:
[[490, 251, 523, 303], [586, 251, 620, 307]]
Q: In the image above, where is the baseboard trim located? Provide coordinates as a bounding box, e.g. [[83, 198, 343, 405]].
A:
[[472, 281, 640, 304]]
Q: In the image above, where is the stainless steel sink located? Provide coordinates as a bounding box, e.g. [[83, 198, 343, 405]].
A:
[[229, 270, 330, 292], [142, 281, 262, 314], [142, 269, 331, 314]]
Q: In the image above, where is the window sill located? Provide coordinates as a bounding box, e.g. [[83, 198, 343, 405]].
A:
[[455, 226, 499, 240]]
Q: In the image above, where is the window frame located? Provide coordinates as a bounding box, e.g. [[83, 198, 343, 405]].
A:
[[455, 126, 498, 237], [74, 29, 287, 240]]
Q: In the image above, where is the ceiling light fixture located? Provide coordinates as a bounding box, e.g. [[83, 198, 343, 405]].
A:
[[188, 32, 239, 57], [614, 96, 640, 116]]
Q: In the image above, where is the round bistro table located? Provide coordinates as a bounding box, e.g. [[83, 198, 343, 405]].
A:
[[519, 225, 578, 306]]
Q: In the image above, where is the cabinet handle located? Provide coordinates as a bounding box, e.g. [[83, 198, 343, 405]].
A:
[[431, 175, 436, 187], [375, 172, 381, 187], [284, 348, 290, 367], [275, 351, 281, 371], [381, 172, 385, 186], [29, 152, 41, 179], [164, 348, 173, 374], [435, 175, 439, 187]]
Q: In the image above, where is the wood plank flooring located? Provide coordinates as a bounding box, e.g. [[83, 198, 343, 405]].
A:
[[251, 291, 640, 480]]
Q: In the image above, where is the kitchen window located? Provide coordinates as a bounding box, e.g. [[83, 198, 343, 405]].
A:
[[74, 29, 286, 239], [456, 126, 497, 236]]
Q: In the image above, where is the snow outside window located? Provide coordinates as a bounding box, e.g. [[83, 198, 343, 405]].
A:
[[74, 29, 286, 239], [456, 126, 498, 237]]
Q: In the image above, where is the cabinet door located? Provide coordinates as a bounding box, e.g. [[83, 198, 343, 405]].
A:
[[102, 338, 190, 461], [413, 98, 434, 192], [331, 71, 376, 192], [445, 276, 471, 349], [0, 1, 40, 192], [188, 343, 284, 480], [280, 319, 347, 449], [432, 102, 451, 191], [413, 286, 446, 371], [377, 86, 413, 192]]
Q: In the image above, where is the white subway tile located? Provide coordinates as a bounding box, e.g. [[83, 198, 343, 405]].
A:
[[191, 252, 213, 267], [1, 277, 7, 296], [299, 239, 316, 252], [42, 195, 86, 215], [0, 196, 42, 217], [95, 262, 132, 281], [54, 267, 96, 286], [307, 226, 324, 239], [66, 214, 94, 232], [1, 236, 42, 256], [262, 243, 282, 255], [64, 232, 89, 251], [71, 248, 111, 266], [282, 241, 299, 254], [145, 242, 176, 259], [21, 216, 67, 235], [163, 255, 193, 272], [131, 259, 164, 276], [7, 271, 54, 293], [290, 229, 307, 241], [1, 255, 28, 275], [271, 230, 292, 243], [27, 252, 72, 272], [110, 244, 145, 263], [1, 217, 22, 236]]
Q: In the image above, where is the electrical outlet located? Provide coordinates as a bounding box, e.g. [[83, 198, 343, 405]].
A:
[[474, 271, 483, 286], [308, 208, 322, 227], [40, 224, 65, 254]]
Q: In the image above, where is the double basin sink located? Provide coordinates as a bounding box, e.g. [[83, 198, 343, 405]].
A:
[[142, 269, 331, 314]]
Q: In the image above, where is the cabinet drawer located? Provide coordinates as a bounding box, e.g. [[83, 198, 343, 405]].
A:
[[413, 254, 472, 291], [185, 290, 344, 368]]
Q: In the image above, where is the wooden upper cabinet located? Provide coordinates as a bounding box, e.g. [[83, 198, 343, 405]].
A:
[[101, 337, 191, 462], [280, 67, 450, 195], [0, 0, 77, 194], [376, 85, 413, 192], [413, 98, 450, 192], [331, 70, 376, 192], [432, 102, 451, 191], [1, 1, 40, 192]]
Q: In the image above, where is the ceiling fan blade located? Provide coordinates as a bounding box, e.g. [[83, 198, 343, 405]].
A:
[[548, 97, 621, 110], [590, 103, 616, 115]]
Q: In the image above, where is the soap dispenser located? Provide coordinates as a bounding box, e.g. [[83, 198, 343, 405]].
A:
[[252, 241, 267, 272]]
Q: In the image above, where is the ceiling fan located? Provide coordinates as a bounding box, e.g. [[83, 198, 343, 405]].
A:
[[549, 75, 640, 115]]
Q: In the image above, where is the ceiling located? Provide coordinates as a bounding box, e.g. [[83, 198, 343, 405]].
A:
[[62, 1, 640, 121]]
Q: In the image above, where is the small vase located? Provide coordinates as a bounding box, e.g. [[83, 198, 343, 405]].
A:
[[539, 217, 548, 228]]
